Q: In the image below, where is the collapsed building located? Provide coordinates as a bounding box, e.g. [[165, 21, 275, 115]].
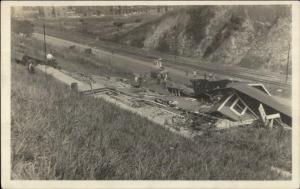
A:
[[166, 83, 194, 97], [33, 63, 291, 137], [189, 79, 291, 128], [128, 70, 291, 129], [15, 46, 291, 130]]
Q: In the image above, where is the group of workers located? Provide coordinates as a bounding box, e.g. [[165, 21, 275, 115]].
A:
[[154, 57, 216, 80], [186, 69, 215, 80]]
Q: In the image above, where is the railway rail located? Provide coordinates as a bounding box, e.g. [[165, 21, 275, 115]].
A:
[[33, 32, 291, 89], [87, 38, 291, 88]]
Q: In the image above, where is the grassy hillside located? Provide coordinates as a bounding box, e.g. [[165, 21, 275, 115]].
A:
[[34, 14, 159, 42], [11, 63, 291, 180]]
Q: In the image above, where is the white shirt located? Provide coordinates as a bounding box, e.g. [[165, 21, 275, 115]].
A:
[[46, 53, 54, 60]]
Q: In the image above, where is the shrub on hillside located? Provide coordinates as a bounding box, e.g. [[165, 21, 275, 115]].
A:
[[186, 7, 215, 43], [156, 36, 170, 53], [11, 19, 34, 37], [113, 21, 125, 31], [134, 18, 142, 23], [130, 36, 146, 48], [203, 15, 244, 58]]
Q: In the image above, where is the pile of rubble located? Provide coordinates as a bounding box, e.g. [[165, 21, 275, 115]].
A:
[[82, 70, 291, 132], [52, 66, 292, 139]]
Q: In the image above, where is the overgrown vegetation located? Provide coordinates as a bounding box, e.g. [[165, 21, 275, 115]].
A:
[[204, 15, 244, 58], [11, 63, 291, 180], [186, 7, 215, 43], [129, 35, 146, 48], [113, 20, 125, 31], [35, 14, 157, 42], [156, 34, 170, 53], [11, 19, 34, 37], [116, 16, 162, 46], [239, 54, 267, 69]]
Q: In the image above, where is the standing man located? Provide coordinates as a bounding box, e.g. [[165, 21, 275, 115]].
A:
[[208, 73, 213, 80], [46, 53, 57, 67], [46, 53, 54, 61], [163, 72, 168, 88], [193, 70, 197, 78], [27, 60, 35, 74], [158, 58, 163, 68]]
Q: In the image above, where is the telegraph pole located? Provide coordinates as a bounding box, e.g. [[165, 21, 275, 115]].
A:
[[285, 44, 290, 83], [43, 22, 48, 79], [43, 23, 47, 60]]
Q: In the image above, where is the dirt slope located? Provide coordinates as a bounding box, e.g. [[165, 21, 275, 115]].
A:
[[117, 5, 291, 73]]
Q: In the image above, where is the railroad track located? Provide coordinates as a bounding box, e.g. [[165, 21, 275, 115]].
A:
[[34, 32, 291, 89], [92, 41, 291, 88], [165, 60, 291, 88]]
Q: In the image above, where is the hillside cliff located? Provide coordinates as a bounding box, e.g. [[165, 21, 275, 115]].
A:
[[118, 5, 291, 73]]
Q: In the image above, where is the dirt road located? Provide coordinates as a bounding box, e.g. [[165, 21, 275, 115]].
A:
[[33, 33, 195, 85]]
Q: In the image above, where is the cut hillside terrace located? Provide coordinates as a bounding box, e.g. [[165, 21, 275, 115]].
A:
[[33, 28, 292, 90]]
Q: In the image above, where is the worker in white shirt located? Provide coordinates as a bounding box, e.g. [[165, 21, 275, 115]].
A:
[[208, 73, 212, 80], [158, 58, 162, 68], [46, 53, 54, 60], [154, 58, 163, 68], [193, 70, 197, 78], [46, 53, 57, 67]]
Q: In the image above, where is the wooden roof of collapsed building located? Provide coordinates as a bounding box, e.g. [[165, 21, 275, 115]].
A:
[[226, 83, 291, 117]]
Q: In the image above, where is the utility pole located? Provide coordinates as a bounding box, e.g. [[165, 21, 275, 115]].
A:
[[285, 44, 290, 84], [43, 23, 47, 60], [43, 23, 48, 79], [173, 36, 177, 60]]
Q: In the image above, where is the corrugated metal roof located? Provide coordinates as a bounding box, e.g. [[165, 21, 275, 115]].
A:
[[226, 83, 291, 117]]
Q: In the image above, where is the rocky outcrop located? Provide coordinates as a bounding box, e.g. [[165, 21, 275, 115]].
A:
[[117, 5, 291, 73]]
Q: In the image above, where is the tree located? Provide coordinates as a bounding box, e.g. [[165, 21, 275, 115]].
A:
[[11, 19, 34, 37], [113, 21, 124, 32], [78, 19, 88, 33]]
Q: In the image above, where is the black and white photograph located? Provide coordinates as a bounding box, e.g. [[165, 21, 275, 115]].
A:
[[1, 1, 300, 189]]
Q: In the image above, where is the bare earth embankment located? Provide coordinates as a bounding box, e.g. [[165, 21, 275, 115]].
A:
[[11, 63, 291, 180]]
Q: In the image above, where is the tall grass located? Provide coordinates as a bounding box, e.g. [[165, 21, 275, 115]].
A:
[[11, 63, 291, 180]]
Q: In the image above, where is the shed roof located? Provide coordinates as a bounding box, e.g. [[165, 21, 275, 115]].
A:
[[226, 83, 291, 117]]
